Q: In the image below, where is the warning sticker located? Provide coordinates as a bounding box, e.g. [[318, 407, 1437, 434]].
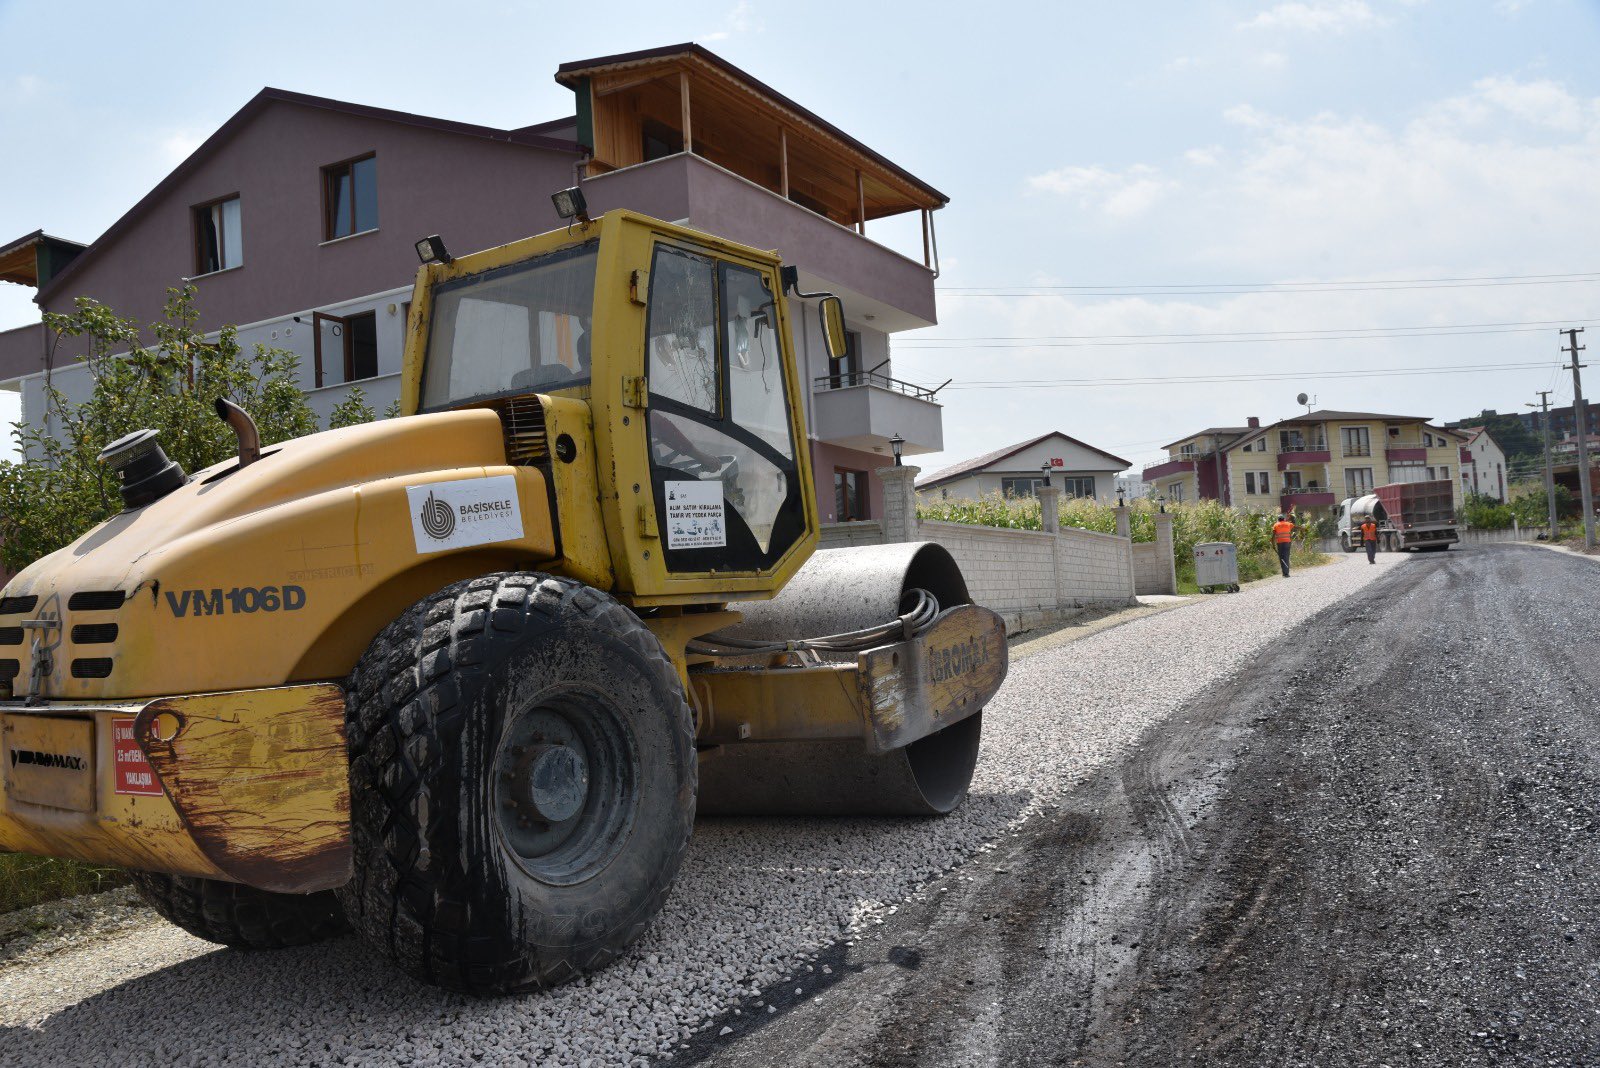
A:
[[112, 717, 163, 797], [664, 480, 726, 550]]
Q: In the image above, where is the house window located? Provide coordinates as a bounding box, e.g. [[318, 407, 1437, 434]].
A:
[[834, 469, 867, 520], [1167, 483, 1185, 503], [1345, 467, 1375, 497], [1062, 476, 1096, 498], [1001, 476, 1045, 498], [323, 154, 378, 240], [312, 309, 380, 387], [1340, 426, 1371, 458], [193, 195, 242, 274], [1283, 470, 1304, 491], [1245, 472, 1256, 495], [1279, 429, 1319, 452], [1179, 443, 1196, 457], [1390, 459, 1425, 484]]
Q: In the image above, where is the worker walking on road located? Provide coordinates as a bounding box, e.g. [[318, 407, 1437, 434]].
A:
[[1273, 513, 1296, 577], [1361, 516, 1380, 564]]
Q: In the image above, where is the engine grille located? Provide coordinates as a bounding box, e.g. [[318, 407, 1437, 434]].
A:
[[68, 590, 126, 611], [0, 596, 37, 615], [481, 394, 550, 467]]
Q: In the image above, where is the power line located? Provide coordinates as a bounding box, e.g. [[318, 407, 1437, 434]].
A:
[[937, 270, 1600, 297], [941, 360, 1558, 391], [898, 317, 1600, 345], [897, 322, 1600, 350]]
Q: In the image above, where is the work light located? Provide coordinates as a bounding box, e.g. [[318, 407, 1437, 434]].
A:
[[551, 187, 590, 223], [415, 235, 452, 265]]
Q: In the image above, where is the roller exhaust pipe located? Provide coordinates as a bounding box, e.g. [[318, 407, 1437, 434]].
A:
[[214, 398, 261, 469]]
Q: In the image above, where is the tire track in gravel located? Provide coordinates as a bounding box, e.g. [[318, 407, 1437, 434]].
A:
[[686, 546, 1600, 1068]]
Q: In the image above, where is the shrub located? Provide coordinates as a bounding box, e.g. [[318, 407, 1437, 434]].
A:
[[0, 287, 379, 573]]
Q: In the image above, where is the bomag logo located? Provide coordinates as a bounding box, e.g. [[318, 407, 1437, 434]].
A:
[[419, 490, 456, 540], [927, 636, 992, 684], [10, 749, 86, 772]]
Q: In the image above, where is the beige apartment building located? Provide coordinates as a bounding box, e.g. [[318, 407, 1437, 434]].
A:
[[1142, 410, 1468, 518]]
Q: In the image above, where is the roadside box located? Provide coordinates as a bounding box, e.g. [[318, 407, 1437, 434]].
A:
[[1193, 541, 1239, 592]]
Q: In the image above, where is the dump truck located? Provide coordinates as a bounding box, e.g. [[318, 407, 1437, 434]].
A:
[[0, 201, 1007, 994], [1337, 478, 1459, 553]]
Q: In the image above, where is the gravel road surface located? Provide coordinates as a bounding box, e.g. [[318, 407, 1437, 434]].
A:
[[687, 544, 1600, 1068], [1, 551, 1402, 1067]]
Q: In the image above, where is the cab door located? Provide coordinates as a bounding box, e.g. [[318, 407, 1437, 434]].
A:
[[640, 240, 808, 577]]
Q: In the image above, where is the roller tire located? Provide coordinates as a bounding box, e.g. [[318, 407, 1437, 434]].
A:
[[128, 871, 347, 949], [338, 572, 696, 995]]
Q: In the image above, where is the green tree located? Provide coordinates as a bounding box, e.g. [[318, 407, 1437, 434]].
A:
[[0, 286, 369, 572], [1462, 492, 1514, 530], [1510, 483, 1574, 528]]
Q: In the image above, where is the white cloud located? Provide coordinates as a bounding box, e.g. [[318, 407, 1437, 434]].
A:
[[159, 131, 204, 163], [704, 0, 758, 41], [1166, 55, 1205, 72], [1239, 1, 1389, 33], [1027, 164, 1175, 219], [1470, 75, 1588, 131], [1256, 50, 1289, 69], [1495, 0, 1534, 12], [910, 76, 1600, 475]]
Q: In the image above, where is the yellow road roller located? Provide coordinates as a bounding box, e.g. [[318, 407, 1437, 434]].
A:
[[0, 201, 1006, 993]]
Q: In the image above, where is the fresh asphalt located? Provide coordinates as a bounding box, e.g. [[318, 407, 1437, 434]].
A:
[[681, 545, 1600, 1068]]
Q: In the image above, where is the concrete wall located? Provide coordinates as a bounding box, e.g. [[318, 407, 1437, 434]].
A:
[[829, 467, 1142, 634]]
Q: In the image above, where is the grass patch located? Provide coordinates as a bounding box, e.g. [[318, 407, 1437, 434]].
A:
[[0, 853, 127, 914]]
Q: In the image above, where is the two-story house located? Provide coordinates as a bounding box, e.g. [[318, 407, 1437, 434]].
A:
[[0, 43, 948, 525], [1143, 410, 1468, 517], [1457, 426, 1509, 502]]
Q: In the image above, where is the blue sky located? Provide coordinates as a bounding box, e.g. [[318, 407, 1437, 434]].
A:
[[4, 0, 1600, 475]]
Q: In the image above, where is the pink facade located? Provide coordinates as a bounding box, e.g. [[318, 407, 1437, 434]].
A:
[[1, 55, 946, 515]]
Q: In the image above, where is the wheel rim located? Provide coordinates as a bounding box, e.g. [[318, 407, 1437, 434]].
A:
[[493, 685, 639, 885]]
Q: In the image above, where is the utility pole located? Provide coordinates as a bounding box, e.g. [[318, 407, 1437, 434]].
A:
[[1529, 391, 1558, 537], [1561, 328, 1596, 550]]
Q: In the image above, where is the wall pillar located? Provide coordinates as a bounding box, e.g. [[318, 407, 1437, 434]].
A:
[[1152, 509, 1177, 595], [1037, 485, 1061, 534], [1114, 504, 1131, 540], [877, 465, 920, 543]]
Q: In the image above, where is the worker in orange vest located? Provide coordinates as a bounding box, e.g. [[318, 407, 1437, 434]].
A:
[[1273, 513, 1296, 577], [1361, 516, 1380, 564]]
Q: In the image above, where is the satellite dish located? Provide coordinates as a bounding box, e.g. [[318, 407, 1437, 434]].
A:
[[1296, 392, 1309, 405]]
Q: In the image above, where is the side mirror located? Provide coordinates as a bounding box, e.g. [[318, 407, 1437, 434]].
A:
[[820, 296, 847, 360]]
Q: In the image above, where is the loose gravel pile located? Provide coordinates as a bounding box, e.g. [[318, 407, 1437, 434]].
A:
[[0, 555, 1399, 1068]]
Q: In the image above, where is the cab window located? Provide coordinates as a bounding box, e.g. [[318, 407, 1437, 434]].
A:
[[420, 242, 597, 411], [644, 243, 803, 570]]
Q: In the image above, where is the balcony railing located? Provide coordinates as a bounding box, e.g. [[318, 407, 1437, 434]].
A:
[[1281, 489, 1336, 508], [1277, 449, 1331, 471], [813, 371, 938, 400], [1342, 444, 1373, 458], [1141, 457, 1198, 481]]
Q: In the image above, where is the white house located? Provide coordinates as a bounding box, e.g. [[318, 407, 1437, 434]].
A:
[[1459, 427, 1508, 502], [915, 431, 1131, 503]]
